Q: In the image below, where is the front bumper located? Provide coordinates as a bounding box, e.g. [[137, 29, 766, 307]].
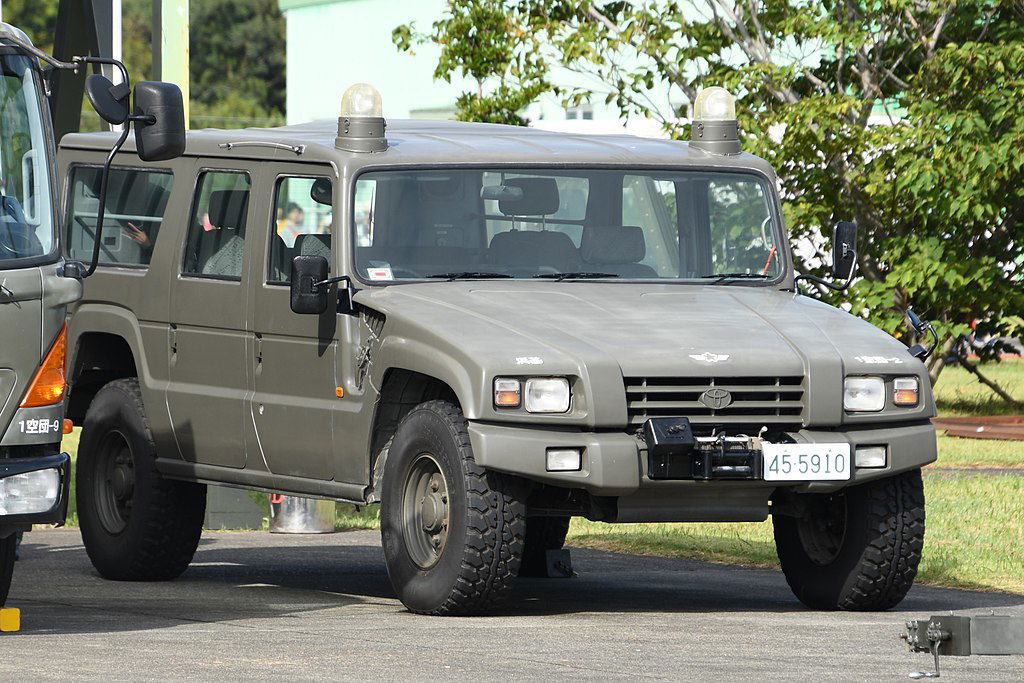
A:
[[0, 452, 71, 535], [468, 420, 937, 499]]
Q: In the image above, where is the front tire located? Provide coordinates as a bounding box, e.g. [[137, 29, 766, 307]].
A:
[[380, 400, 526, 615], [773, 469, 925, 611], [77, 378, 207, 581], [0, 534, 14, 607]]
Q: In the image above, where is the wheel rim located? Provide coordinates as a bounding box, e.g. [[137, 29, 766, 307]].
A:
[[402, 453, 450, 569], [796, 492, 847, 566], [94, 430, 135, 535]]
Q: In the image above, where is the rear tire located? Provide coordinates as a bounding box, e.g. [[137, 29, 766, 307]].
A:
[[380, 400, 526, 615], [773, 469, 925, 611], [0, 534, 14, 607], [77, 378, 207, 581], [519, 516, 570, 577]]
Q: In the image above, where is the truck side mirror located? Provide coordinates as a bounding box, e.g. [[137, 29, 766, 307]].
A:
[[85, 74, 129, 124], [290, 255, 329, 315], [832, 221, 857, 280], [133, 81, 186, 162]]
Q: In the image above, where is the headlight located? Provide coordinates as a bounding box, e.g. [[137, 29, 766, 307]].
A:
[[844, 377, 885, 412], [525, 378, 571, 413], [0, 467, 60, 515], [893, 377, 920, 406]]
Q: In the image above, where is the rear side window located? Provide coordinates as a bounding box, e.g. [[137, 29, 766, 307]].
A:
[[182, 171, 250, 280], [66, 165, 173, 267], [267, 176, 333, 284]]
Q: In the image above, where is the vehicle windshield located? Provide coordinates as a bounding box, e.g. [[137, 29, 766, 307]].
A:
[[352, 168, 783, 282], [0, 52, 53, 265]]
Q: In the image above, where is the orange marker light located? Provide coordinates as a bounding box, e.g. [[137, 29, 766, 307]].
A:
[[335, 386, 345, 398], [493, 378, 522, 408], [21, 323, 68, 408], [62, 419, 74, 435], [893, 377, 919, 407]]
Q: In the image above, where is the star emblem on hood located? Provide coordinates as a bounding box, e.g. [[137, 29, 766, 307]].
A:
[[689, 352, 730, 363]]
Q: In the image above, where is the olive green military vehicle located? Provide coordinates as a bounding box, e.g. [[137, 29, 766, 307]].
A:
[[0, 23, 184, 609], [60, 84, 936, 616]]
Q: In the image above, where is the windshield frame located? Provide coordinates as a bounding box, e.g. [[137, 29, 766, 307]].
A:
[[347, 163, 790, 288], [0, 46, 60, 270]]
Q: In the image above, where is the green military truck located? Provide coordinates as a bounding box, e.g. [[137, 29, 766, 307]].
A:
[[60, 84, 936, 616], [0, 22, 184, 610]]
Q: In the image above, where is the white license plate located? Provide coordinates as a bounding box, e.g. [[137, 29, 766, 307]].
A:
[[762, 443, 851, 481]]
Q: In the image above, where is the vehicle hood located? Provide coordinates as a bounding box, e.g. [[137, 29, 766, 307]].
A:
[[355, 281, 929, 426]]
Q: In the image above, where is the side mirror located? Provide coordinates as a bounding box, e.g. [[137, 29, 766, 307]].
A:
[[133, 81, 186, 162], [290, 255, 329, 315], [832, 221, 857, 279], [85, 74, 129, 125]]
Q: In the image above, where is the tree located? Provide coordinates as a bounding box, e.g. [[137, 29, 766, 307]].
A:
[[396, 1, 1024, 389]]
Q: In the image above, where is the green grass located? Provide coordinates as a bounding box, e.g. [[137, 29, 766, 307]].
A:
[[933, 433, 1024, 469], [933, 357, 1023, 417]]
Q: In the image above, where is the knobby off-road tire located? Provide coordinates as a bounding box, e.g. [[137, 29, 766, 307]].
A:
[[77, 378, 207, 581], [773, 469, 925, 611], [519, 516, 571, 577], [0, 534, 14, 607], [380, 400, 526, 615]]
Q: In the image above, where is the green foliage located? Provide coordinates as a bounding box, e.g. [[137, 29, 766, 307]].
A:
[[3, 0, 286, 129], [406, 1, 1024, 381]]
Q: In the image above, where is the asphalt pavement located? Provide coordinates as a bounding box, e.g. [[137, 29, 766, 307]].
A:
[[2, 528, 1022, 681]]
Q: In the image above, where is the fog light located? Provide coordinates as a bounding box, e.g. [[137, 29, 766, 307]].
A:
[[855, 446, 887, 469], [0, 468, 60, 515], [546, 448, 582, 472]]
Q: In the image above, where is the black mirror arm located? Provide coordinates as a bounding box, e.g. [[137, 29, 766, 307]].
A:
[[794, 248, 858, 293], [312, 275, 359, 316], [81, 58, 133, 279], [906, 308, 939, 361]]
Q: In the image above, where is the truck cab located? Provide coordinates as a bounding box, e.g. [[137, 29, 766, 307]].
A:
[[61, 84, 936, 616]]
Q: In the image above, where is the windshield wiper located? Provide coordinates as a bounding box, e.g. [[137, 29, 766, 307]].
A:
[[699, 272, 772, 284], [427, 271, 514, 281], [533, 272, 621, 281]]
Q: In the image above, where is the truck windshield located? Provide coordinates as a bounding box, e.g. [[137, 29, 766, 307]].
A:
[[352, 168, 783, 282], [0, 53, 53, 266]]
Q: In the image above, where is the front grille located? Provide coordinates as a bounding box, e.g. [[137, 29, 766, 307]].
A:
[[624, 376, 805, 429]]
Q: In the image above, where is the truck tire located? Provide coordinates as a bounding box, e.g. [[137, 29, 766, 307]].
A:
[[773, 469, 925, 611], [519, 516, 571, 577], [77, 378, 206, 581], [0, 534, 13, 607], [380, 400, 526, 615]]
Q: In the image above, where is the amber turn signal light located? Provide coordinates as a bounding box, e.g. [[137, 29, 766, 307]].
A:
[[21, 323, 68, 408], [63, 419, 74, 435], [493, 378, 522, 408], [893, 377, 919, 407]]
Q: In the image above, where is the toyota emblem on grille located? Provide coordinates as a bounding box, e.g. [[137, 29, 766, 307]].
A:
[[699, 388, 733, 409]]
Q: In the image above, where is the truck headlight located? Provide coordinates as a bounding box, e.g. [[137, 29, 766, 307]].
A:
[[844, 377, 885, 412], [525, 378, 571, 413], [0, 468, 60, 515]]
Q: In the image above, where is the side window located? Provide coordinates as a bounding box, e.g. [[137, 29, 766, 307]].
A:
[[182, 171, 250, 279], [267, 176, 333, 284], [67, 165, 173, 267]]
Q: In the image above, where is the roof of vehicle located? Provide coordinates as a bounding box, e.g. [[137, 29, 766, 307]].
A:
[[59, 118, 776, 177]]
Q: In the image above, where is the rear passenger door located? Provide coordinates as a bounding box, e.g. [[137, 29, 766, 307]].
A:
[[166, 165, 259, 468], [246, 170, 337, 480]]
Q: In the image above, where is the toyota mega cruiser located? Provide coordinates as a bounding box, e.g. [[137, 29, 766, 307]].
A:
[[0, 23, 183, 610], [59, 84, 936, 616]]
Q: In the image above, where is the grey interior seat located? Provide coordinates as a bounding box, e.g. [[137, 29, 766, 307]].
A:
[[196, 189, 249, 278], [295, 233, 331, 260], [489, 177, 580, 272], [580, 225, 657, 277]]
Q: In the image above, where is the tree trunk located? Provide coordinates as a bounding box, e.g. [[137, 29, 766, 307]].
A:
[[958, 359, 1024, 409]]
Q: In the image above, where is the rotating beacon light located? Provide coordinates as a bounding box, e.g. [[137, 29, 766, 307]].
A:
[[689, 86, 740, 155], [335, 83, 388, 152]]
